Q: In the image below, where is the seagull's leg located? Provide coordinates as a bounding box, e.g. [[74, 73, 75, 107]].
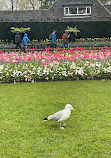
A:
[[63, 122, 66, 127], [59, 123, 64, 129]]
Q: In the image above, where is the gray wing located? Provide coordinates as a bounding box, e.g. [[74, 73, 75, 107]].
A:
[[48, 110, 64, 121]]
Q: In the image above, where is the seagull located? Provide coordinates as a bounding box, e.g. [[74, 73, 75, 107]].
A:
[[43, 104, 75, 129]]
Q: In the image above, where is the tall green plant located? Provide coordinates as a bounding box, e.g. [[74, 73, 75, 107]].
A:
[[65, 26, 80, 42], [65, 26, 80, 36], [10, 27, 31, 33]]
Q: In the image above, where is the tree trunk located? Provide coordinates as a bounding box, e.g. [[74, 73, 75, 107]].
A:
[[70, 32, 75, 42], [11, 0, 13, 10]]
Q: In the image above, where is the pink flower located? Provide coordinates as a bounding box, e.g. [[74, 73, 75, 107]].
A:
[[71, 59, 75, 62], [0, 50, 2, 54], [19, 61, 22, 64], [26, 47, 30, 52], [103, 53, 107, 58], [43, 60, 47, 66], [32, 79, 34, 83], [72, 70, 75, 73], [20, 56, 23, 60], [14, 60, 17, 63], [75, 46, 79, 51], [27, 57, 32, 61]]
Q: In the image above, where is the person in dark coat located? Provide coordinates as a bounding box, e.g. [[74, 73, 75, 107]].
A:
[[15, 32, 22, 49]]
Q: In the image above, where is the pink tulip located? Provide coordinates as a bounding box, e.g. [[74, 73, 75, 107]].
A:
[[103, 53, 107, 58], [20, 56, 23, 60], [101, 58, 105, 61], [72, 70, 75, 73], [43, 60, 47, 66], [14, 60, 17, 63], [19, 61, 22, 64], [88, 62, 91, 65], [27, 57, 32, 61], [32, 79, 34, 83]]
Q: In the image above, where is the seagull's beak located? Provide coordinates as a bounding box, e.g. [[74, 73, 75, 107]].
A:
[[72, 108, 75, 112]]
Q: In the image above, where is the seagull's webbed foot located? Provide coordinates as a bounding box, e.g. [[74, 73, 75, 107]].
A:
[[60, 127, 65, 129], [59, 123, 65, 129]]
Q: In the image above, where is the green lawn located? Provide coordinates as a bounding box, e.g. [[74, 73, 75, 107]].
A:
[[0, 80, 111, 158]]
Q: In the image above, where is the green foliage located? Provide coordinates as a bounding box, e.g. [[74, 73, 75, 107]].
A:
[[65, 25, 80, 36], [0, 81, 111, 158], [39, 0, 55, 9], [10, 27, 31, 33]]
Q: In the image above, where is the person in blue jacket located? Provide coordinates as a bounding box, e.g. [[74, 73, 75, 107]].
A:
[[22, 33, 31, 44], [51, 29, 57, 48]]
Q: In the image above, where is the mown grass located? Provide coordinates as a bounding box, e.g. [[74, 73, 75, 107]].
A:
[[0, 80, 111, 158]]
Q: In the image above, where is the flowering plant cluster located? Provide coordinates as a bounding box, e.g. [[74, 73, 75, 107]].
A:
[[30, 38, 111, 45], [76, 37, 111, 44], [1, 37, 111, 46], [0, 46, 111, 82]]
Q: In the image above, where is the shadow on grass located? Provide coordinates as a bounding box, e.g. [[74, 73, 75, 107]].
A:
[[42, 121, 74, 131]]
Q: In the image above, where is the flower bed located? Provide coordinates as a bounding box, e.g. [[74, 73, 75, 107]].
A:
[[0, 47, 111, 82]]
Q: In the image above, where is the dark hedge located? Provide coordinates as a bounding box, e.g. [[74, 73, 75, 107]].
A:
[[0, 21, 111, 42]]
